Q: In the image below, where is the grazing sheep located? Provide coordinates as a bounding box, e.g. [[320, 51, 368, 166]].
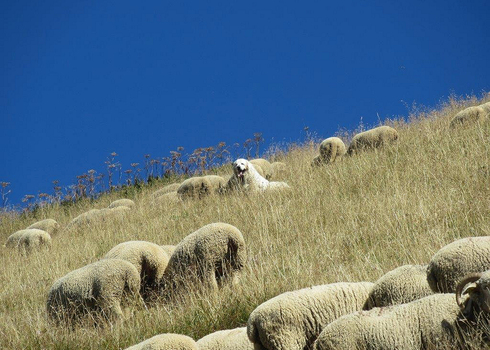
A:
[[27, 218, 60, 236], [270, 161, 287, 180], [160, 245, 176, 256], [124, 333, 198, 350], [312, 137, 346, 166], [427, 236, 490, 293], [47, 259, 143, 325], [108, 198, 135, 209], [364, 264, 433, 309], [161, 223, 246, 296], [66, 209, 102, 229], [5, 229, 51, 253], [152, 191, 182, 206], [104, 241, 170, 300], [247, 282, 374, 350], [250, 159, 273, 180], [224, 159, 290, 193], [480, 101, 490, 114], [202, 175, 227, 193], [152, 183, 181, 198], [347, 125, 398, 155], [313, 274, 490, 350], [177, 177, 212, 199], [197, 327, 253, 350], [450, 105, 488, 127]]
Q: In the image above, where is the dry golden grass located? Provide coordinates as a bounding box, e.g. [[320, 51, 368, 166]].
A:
[[1, 95, 490, 349]]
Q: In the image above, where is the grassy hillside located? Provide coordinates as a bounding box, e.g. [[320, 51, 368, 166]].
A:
[[1, 94, 489, 349]]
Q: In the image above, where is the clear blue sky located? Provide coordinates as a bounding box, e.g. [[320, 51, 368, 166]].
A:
[[2, 0, 489, 206]]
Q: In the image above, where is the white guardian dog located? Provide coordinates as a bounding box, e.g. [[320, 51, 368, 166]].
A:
[[225, 158, 290, 192]]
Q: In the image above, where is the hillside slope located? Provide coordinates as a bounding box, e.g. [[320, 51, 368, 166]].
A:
[[1, 95, 489, 349]]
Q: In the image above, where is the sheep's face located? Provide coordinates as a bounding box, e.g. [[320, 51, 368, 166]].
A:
[[233, 159, 249, 182]]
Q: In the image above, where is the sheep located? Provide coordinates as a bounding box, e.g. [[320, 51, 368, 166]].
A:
[[480, 101, 490, 114], [160, 245, 176, 256], [450, 105, 488, 127], [224, 159, 290, 193], [47, 258, 143, 325], [108, 198, 136, 209], [5, 228, 51, 253], [347, 125, 398, 155], [270, 161, 287, 180], [250, 158, 273, 180], [152, 191, 182, 206], [197, 327, 254, 350], [247, 282, 374, 350], [66, 208, 102, 229], [103, 241, 170, 300], [177, 177, 213, 199], [124, 333, 198, 350], [161, 223, 246, 296], [364, 264, 433, 309], [202, 175, 227, 193], [152, 183, 181, 198], [312, 137, 346, 166], [27, 218, 60, 236], [427, 236, 490, 293], [313, 273, 490, 350], [66, 207, 130, 230]]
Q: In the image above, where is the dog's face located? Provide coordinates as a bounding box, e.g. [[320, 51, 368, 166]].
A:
[[233, 159, 249, 180]]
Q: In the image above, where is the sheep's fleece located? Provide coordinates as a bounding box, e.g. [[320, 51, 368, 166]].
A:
[[197, 327, 254, 350], [427, 236, 490, 293], [247, 282, 374, 350], [124, 333, 198, 350]]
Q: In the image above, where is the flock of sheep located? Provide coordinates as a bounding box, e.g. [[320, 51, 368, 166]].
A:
[[4, 101, 490, 349]]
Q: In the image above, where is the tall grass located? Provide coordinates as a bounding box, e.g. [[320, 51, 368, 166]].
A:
[[0, 94, 489, 349]]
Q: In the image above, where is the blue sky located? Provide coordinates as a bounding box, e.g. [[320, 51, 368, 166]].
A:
[[1, 0, 489, 207]]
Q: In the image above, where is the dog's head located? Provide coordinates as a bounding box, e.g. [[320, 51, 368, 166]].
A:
[[233, 159, 249, 181]]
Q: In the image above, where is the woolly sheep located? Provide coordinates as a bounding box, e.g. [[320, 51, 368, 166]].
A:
[[152, 183, 181, 198], [313, 278, 490, 350], [160, 245, 176, 256], [66, 209, 102, 228], [108, 198, 135, 209], [312, 137, 346, 166], [152, 191, 182, 206], [104, 241, 170, 300], [202, 175, 227, 193], [427, 236, 490, 293], [250, 158, 273, 180], [124, 333, 198, 350], [161, 223, 246, 296], [197, 327, 253, 350], [450, 105, 488, 127], [347, 125, 398, 155], [247, 282, 374, 350], [67, 207, 130, 230], [224, 159, 290, 193], [270, 161, 287, 179], [27, 218, 60, 236], [177, 177, 212, 199], [5, 228, 51, 253], [364, 264, 433, 309], [480, 101, 490, 114], [47, 258, 143, 324]]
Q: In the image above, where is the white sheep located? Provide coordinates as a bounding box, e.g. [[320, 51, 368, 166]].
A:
[[124, 333, 198, 350], [161, 223, 247, 297], [108, 198, 136, 209], [27, 218, 60, 236], [313, 275, 490, 350], [427, 236, 490, 293], [364, 264, 434, 309], [197, 327, 254, 350], [152, 191, 182, 206], [66, 207, 130, 230], [347, 125, 398, 155], [224, 159, 290, 193], [247, 282, 374, 350], [5, 228, 51, 253], [160, 245, 176, 256], [270, 161, 288, 180], [177, 175, 225, 199], [103, 241, 170, 300], [250, 158, 273, 180], [152, 183, 181, 198], [47, 258, 143, 325], [450, 105, 488, 127], [312, 137, 346, 166]]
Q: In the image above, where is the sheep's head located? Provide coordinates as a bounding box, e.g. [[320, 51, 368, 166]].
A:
[[456, 272, 490, 321], [233, 159, 250, 182]]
